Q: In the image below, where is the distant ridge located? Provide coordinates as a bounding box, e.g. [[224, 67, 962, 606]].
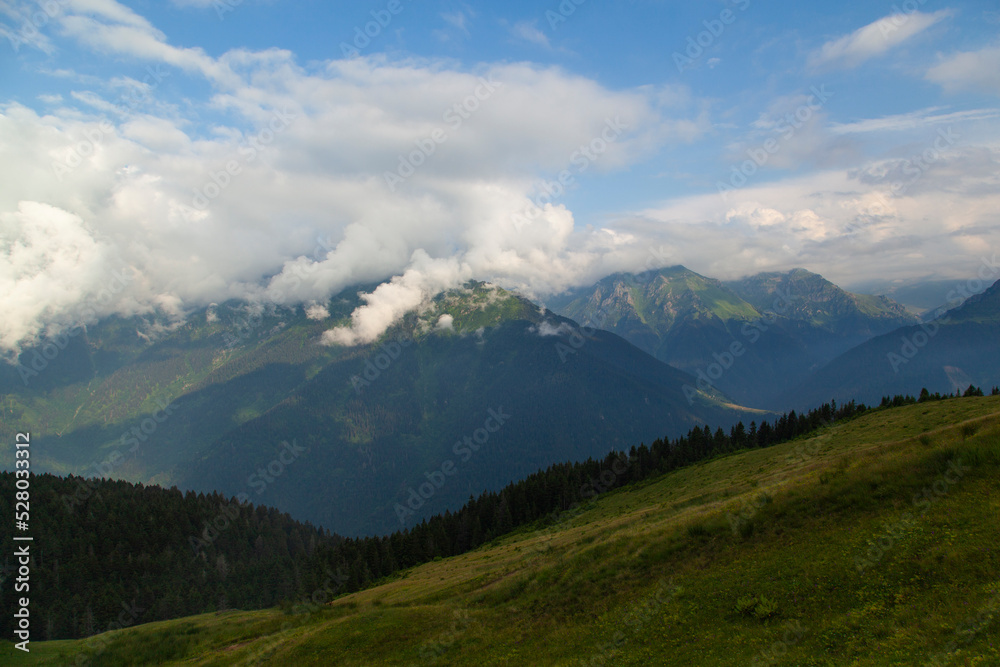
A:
[[778, 279, 1000, 409], [549, 266, 916, 409]]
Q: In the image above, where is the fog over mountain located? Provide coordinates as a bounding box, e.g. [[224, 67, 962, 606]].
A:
[[3, 1, 1000, 356]]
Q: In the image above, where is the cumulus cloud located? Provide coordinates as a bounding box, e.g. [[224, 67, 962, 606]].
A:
[[809, 10, 949, 69], [2, 0, 998, 354], [305, 304, 329, 321], [0, 1, 702, 353], [321, 252, 472, 345], [634, 144, 1000, 285], [0, 201, 134, 352]]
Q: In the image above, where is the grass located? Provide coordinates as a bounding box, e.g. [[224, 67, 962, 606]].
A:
[[8, 396, 1000, 666]]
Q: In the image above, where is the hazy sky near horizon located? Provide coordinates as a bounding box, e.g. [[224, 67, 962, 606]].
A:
[[2, 0, 999, 348]]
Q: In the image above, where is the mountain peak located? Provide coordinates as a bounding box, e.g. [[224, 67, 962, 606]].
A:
[[547, 266, 923, 409], [407, 282, 544, 336], [551, 266, 759, 335], [725, 269, 916, 334]]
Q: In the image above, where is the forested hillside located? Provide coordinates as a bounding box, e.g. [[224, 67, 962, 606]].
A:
[[16, 394, 1000, 665], [0, 398, 870, 642], [1, 283, 755, 537]]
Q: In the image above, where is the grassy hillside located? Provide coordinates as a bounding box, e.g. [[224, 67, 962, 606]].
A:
[[14, 396, 1000, 665]]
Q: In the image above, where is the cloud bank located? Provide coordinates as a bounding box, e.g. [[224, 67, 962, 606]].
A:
[[0, 1, 703, 352], [1, 1, 999, 353]]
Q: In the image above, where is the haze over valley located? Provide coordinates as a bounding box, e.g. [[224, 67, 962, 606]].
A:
[[2, 0, 999, 664]]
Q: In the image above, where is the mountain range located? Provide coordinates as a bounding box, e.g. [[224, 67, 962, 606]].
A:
[[0, 282, 751, 537], [3, 268, 998, 538], [547, 266, 918, 408]]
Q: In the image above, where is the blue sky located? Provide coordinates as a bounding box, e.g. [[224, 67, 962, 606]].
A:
[[1, 0, 999, 347]]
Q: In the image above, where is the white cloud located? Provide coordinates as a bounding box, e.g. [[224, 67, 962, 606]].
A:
[[634, 147, 1000, 285], [322, 252, 471, 346], [926, 44, 1000, 96], [54, 2, 241, 87], [66, 0, 159, 31], [0, 202, 127, 351], [435, 314, 454, 331], [830, 107, 1000, 134], [535, 321, 573, 337], [725, 205, 786, 229], [809, 10, 949, 69], [511, 21, 551, 49], [2, 0, 998, 353], [305, 304, 329, 321], [0, 1, 704, 352]]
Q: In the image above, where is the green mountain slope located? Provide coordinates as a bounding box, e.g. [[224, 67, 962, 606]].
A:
[[0, 282, 750, 537], [725, 268, 916, 335], [19, 396, 1000, 666], [0, 296, 355, 481], [175, 287, 749, 536], [549, 265, 758, 355], [780, 279, 1000, 409]]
